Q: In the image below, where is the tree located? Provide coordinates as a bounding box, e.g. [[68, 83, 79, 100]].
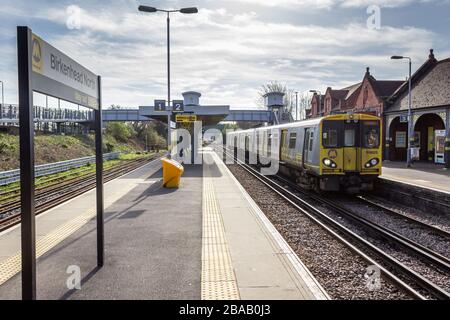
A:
[[105, 122, 135, 142], [257, 81, 311, 121]]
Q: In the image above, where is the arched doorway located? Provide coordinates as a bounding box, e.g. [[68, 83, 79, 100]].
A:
[[388, 116, 408, 161], [413, 113, 446, 162]]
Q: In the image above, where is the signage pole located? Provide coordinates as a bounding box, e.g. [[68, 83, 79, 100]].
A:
[[17, 26, 36, 300], [167, 12, 171, 154], [95, 75, 104, 267]]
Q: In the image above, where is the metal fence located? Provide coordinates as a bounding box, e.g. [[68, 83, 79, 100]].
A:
[[0, 152, 120, 186], [0, 104, 94, 122]]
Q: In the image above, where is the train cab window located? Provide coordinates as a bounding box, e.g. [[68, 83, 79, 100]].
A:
[[289, 132, 297, 149], [309, 132, 314, 151], [363, 120, 380, 148], [344, 129, 356, 147], [322, 121, 339, 148]]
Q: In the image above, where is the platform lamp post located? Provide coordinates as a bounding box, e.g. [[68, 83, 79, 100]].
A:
[[391, 55, 412, 167], [138, 5, 198, 151], [309, 90, 322, 116]]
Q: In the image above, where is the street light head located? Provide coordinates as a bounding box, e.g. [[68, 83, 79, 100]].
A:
[[309, 90, 317, 93], [391, 55, 404, 60], [138, 5, 157, 13], [180, 7, 198, 14]]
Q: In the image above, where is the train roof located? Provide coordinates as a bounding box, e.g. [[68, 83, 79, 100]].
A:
[[228, 113, 381, 135]]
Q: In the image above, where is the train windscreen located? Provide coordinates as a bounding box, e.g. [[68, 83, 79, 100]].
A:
[[362, 120, 380, 148], [322, 119, 380, 148], [322, 121, 340, 148]]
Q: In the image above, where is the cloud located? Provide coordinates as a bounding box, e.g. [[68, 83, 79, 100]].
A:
[[224, 0, 440, 9], [0, 1, 446, 109]]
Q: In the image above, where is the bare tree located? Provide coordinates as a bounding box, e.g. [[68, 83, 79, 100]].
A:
[[256, 81, 295, 110]]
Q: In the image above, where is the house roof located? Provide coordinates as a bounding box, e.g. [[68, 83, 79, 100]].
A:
[[342, 82, 362, 99], [388, 49, 438, 100], [372, 80, 405, 97]]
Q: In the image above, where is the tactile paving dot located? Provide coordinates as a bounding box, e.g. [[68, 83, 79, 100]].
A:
[[201, 171, 240, 300]]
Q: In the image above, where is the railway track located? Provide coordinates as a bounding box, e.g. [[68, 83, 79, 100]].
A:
[[219, 147, 449, 300], [356, 195, 450, 239], [0, 155, 161, 232]]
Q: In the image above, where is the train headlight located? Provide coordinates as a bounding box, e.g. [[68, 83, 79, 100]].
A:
[[323, 158, 337, 168], [365, 158, 379, 168]]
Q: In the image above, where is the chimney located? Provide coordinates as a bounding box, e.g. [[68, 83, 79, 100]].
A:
[[366, 67, 370, 75], [429, 48, 436, 60]]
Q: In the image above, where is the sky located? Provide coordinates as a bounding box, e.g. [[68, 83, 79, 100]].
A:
[[0, 0, 449, 110]]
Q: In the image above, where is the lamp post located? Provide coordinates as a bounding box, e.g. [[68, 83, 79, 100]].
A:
[[138, 5, 198, 151], [309, 90, 322, 116], [295, 91, 298, 121], [0, 80, 4, 119], [391, 55, 412, 167]]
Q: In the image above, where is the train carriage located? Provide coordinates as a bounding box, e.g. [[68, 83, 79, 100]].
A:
[[227, 113, 382, 193]]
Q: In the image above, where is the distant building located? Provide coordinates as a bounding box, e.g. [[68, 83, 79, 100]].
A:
[[308, 67, 403, 119], [385, 49, 450, 164], [309, 93, 325, 117], [307, 49, 450, 166]]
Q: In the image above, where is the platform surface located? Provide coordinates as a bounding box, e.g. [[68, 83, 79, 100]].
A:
[[381, 161, 450, 194], [0, 150, 327, 300]]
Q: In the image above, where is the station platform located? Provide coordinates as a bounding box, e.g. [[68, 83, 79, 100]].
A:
[[0, 148, 328, 300], [381, 161, 450, 194]]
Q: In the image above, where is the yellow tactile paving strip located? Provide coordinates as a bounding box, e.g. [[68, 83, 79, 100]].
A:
[[0, 208, 96, 286], [201, 174, 240, 300]]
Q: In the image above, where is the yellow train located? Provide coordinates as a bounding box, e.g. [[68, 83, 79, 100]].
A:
[[228, 113, 382, 192]]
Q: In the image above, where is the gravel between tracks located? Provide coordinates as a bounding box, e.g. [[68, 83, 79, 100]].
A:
[[227, 164, 411, 300], [330, 196, 450, 258], [361, 195, 450, 234]]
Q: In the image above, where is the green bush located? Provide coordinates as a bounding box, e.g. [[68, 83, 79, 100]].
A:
[[105, 142, 115, 153], [105, 122, 135, 142]]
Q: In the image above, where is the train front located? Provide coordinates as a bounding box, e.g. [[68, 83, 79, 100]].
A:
[[319, 114, 382, 193]]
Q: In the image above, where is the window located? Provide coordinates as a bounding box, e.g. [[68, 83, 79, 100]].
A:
[[289, 132, 297, 149], [322, 121, 340, 148], [344, 129, 356, 147], [363, 120, 380, 148], [395, 131, 406, 148], [309, 132, 314, 151]]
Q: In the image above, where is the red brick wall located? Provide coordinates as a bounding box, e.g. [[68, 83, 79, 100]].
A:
[[354, 78, 383, 115], [310, 98, 318, 117]]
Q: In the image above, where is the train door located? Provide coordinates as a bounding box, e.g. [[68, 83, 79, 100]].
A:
[[303, 128, 314, 167], [281, 129, 288, 160], [343, 122, 358, 171]]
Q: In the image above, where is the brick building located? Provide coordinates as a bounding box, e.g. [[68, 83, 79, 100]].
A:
[[384, 49, 450, 165], [307, 49, 450, 167], [308, 67, 402, 118]]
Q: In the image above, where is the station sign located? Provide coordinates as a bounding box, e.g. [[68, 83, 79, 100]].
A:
[[154, 99, 166, 111], [172, 100, 184, 112], [31, 33, 99, 109], [176, 114, 197, 123], [17, 26, 103, 300]]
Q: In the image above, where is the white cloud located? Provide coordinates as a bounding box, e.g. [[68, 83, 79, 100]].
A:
[[0, 1, 445, 109], [225, 0, 439, 9]]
